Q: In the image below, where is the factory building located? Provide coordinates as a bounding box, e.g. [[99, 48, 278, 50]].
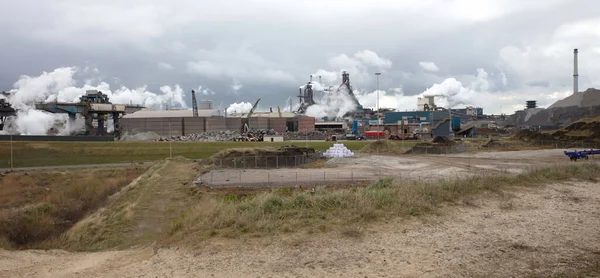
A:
[[383, 111, 461, 138], [120, 109, 315, 137]]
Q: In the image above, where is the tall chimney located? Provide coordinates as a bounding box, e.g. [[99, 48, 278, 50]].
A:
[[574, 48, 579, 94]]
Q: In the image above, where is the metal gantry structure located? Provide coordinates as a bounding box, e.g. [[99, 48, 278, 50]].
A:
[[34, 90, 144, 138], [241, 98, 261, 133], [0, 98, 16, 131]]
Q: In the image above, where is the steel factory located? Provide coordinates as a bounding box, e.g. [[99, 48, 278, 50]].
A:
[[0, 70, 490, 141]]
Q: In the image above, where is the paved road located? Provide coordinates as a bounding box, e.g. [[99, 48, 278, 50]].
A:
[[0, 162, 153, 172]]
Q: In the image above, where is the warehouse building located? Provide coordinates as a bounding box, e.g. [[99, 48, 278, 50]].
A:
[[383, 111, 460, 138], [120, 109, 315, 136]]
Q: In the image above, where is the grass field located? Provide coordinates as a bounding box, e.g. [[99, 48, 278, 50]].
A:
[[169, 162, 600, 243], [0, 140, 419, 168]]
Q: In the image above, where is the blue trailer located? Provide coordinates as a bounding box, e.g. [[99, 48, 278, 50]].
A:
[[564, 149, 600, 161]]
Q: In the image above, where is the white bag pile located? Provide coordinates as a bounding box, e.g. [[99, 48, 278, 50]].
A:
[[323, 143, 355, 158]]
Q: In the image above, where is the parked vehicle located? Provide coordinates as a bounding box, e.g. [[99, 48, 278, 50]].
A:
[[564, 149, 600, 161]]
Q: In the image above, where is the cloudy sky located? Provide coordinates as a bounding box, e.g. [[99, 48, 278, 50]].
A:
[[1, 0, 599, 115]]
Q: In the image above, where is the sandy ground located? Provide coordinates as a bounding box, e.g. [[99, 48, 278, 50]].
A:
[[1, 180, 599, 277], [197, 149, 571, 187]]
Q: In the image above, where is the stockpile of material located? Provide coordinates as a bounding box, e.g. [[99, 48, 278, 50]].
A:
[[156, 131, 240, 142], [282, 131, 328, 140], [323, 144, 355, 158]]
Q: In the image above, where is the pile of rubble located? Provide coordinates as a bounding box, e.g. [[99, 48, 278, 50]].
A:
[[154, 129, 280, 142], [233, 129, 278, 141], [323, 144, 355, 158], [282, 131, 328, 140], [155, 131, 240, 142]]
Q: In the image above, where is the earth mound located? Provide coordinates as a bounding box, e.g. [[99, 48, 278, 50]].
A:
[[210, 146, 317, 168], [514, 116, 600, 144], [360, 140, 403, 155], [406, 136, 462, 154]]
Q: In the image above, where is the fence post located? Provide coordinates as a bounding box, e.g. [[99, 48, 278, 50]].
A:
[[255, 156, 258, 168], [233, 158, 237, 169], [296, 172, 298, 185], [268, 172, 270, 183], [276, 156, 279, 168], [295, 156, 297, 167]]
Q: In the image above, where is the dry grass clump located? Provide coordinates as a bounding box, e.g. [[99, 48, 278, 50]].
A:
[[168, 163, 600, 243], [0, 166, 148, 249], [360, 140, 404, 155]]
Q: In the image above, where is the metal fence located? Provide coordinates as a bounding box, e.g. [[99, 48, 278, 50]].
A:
[[408, 140, 600, 155], [519, 140, 599, 149], [196, 168, 388, 188], [209, 153, 323, 169]]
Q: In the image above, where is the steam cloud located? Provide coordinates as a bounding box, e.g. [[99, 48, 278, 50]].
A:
[[304, 83, 358, 119], [4, 67, 193, 135], [226, 102, 253, 114], [301, 68, 493, 119]]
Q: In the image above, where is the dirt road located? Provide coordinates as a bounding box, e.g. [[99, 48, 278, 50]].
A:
[[197, 149, 570, 187], [1, 180, 598, 277]]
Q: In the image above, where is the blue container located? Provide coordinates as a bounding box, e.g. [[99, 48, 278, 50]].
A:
[[352, 120, 358, 134], [452, 116, 461, 129]]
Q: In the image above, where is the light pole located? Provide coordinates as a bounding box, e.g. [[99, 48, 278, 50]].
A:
[[10, 133, 13, 170], [168, 122, 172, 158], [375, 72, 381, 140]]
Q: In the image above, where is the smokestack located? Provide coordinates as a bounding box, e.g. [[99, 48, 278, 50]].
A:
[[574, 48, 579, 94], [318, 76, 322, 84]]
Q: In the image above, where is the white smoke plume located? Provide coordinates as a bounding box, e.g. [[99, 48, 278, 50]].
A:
[[301, 67, 494, 118], [305, 85, 358, 119], [419, 69, 490, 109], [226, 102, 253, 114], [196, 85, 216, 96], [5, 67, 194, 135]]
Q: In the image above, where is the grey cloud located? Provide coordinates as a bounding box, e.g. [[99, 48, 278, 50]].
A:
[[527, 81, 551, 88], [1, 0, 599, 114]]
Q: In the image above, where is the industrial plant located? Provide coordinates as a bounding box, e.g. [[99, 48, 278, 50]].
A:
[[0, 49, 597, 142]]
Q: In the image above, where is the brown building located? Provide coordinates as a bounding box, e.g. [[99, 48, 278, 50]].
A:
[[121, 109, 315, 136]]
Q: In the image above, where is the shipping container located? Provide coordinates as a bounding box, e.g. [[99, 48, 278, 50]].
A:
[[364, 131, 386, 137]]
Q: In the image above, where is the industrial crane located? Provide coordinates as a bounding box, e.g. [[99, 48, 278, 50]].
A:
[[242, 98, 261, 133]]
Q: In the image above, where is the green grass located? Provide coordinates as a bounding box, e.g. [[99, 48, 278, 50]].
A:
[[0, 141, 418, 168], [168, 162, 600, 244]]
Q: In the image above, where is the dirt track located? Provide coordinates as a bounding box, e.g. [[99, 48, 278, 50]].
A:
[[1, 180, 599, 277], [197, 149, 571, 187]]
